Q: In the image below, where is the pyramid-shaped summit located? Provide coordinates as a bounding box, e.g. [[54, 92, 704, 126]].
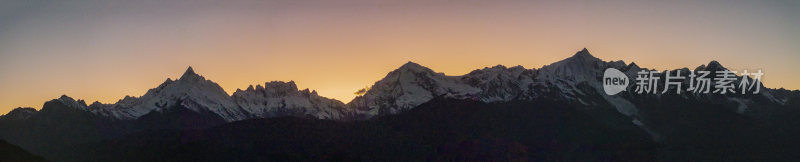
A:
[[567, 48, 601, 62], [179, 66, 204, 81], [395, 61, 435, 73], [184, 66, 196, 75], [574, 48, 592, 57]]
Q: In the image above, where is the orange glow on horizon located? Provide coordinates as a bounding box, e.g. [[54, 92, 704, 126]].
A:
[[1, 0, 798, 114]]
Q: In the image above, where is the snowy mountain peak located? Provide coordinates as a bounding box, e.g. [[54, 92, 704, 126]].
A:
[[184, 66, 196, 75], [231, 80, 351, 120], [13, 64, 357, 124], [397, 61, 434, 73], [568, 48, 600, 62], [537, 48, 605, 82], [352, 49, 616, 116], [89, 67, 248, 121], [349, 61, 481, 115], [233, 81, 308, 98], [263, 81, 300, 95], [179, 66, 203, 81], [402, 61, 421, 67], [484, 65, 526, 72], [573, 48, 593, 58]]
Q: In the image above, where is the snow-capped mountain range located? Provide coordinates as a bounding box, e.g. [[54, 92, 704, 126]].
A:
[[2, 48, 794, 123], [350, 48, 791, 119], [14, 67, 351, 122]]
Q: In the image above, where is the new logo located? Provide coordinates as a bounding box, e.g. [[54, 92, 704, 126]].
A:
[[603, 68, 628, 95]]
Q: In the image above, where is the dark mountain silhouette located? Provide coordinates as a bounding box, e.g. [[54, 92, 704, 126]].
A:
[[59, 97, 658, 161]]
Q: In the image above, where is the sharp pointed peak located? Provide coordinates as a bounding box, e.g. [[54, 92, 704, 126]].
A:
[[162, 78, 174, 85], [628, 62, 639, 68], [183, 66, 196, 75], [547, 48, 602, 67], [572, 48, 595, 58], [179, 66, 204, 80]]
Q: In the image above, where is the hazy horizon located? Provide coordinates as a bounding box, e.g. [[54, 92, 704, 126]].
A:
[[1, 0, 798, 113]]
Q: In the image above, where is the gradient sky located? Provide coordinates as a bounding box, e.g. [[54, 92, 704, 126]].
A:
[[1, 0, 798, 114]]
